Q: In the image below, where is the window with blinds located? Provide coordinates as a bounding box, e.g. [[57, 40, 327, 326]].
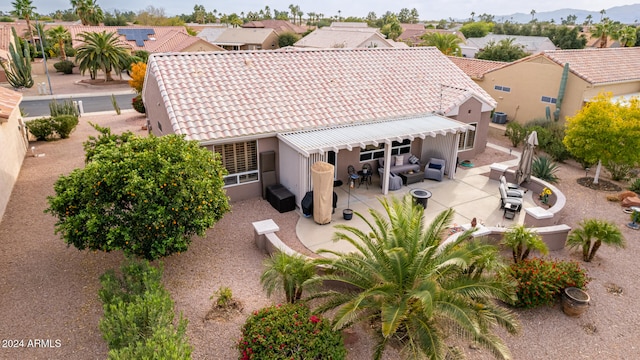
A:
[[458, 123, 476, 151], [214, 141, 259, 186]]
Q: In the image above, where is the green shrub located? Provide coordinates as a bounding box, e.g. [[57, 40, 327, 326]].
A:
[[212, 286, 233, 308], [0, 16, 14, 22], [26, 117, 54, 140], [132, 94, 145, 113], [53, 60, 75, 74], [504, 122, 526, 147], [532, 156, 559, 183], [99, 260, 192, 358], [51, 115, 79, 138], [628, 178, 640, 194], [65, 46, 76, 57], [505, 258, 590, 308], [237, 303, 346, 360], [605, 161, 633, 181], [49, 99, 79, 117]]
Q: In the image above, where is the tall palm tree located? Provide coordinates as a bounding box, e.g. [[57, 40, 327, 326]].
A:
[[617, 25, 638, 47], [501, 225, 548, 263], [566, 219, 625, 262], [260, 251, 316, 304], [47, 26, 71, 60], [11, 0, 36, 46], [420, 32, 462, 56], [75, 31, 128, 81], [309, 196, 520, 360], [71, 0, 104, 26], [591, 18, 619, 48]]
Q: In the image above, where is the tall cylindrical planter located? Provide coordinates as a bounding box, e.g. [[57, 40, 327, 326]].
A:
[[561, 287, 590, 317]]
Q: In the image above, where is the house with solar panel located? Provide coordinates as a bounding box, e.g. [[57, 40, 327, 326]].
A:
[[64, 25, 224, 54], [142, 48, 496, 204]]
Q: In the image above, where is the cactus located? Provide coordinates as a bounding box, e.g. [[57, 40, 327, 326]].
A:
[[0, 27, 34, 89], [111, 94, 121, 115], [554, 63, 569, 121]]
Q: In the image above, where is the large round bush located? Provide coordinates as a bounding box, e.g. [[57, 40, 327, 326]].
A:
[[237, 303, 346, 360]]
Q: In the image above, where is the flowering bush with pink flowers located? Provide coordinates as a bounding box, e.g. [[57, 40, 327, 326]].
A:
[[237, 303, 345, 359]]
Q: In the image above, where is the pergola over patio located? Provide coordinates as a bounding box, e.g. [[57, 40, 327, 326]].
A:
[[277, 114, 473, 203]]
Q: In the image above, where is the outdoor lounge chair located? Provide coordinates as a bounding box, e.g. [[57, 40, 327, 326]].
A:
[[424, 158, 445, 181], [499, 183, 523, 211], [500, 176, 525, 197]]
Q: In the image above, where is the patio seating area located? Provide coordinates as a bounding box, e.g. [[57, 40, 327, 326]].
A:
[[296, 159, 535, 255]]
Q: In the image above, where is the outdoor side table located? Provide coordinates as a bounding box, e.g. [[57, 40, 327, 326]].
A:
[[503, 203, 517, 220], [409, 189, 432, 209]]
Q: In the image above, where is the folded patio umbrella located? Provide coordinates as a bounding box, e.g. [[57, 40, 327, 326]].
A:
[[515, 130, 538, 185]]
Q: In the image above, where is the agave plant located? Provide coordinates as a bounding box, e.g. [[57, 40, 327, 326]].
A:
[[566, 219, 625, 262], [532, 155, 559, 183]]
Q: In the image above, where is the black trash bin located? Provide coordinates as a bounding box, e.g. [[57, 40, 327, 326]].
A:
[[410, 189, 432, 209]]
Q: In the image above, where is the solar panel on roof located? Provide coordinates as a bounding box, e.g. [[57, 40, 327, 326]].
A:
[[117, 28, 155, 47]]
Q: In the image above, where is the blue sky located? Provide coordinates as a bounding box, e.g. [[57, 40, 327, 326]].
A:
[[3, 0, 639, 21]]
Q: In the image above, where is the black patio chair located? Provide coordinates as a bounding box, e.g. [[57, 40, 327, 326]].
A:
[[358, 163, 373, 189]]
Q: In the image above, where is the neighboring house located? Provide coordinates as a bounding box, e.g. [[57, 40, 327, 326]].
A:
[[143, 48, 496, 204], [242, 20, 307, 35], [65, 25, 224, 53], [463, 34, 557, 58], [203, 27, 279, 50], [475, 47, 640, 124], [294, 22, 398, 49], [0, 87, 27, 220], [399, 26, 467, 47], [447, 56, 507, 80]]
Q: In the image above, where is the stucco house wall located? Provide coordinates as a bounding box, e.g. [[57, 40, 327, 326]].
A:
[[0, 89, 27, 220]]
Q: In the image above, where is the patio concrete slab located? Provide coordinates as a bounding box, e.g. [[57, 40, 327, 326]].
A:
[[296, 164, 536, 256]]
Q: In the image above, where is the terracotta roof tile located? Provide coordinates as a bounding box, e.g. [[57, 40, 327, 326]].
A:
[[543, 48, 640, 84], [0, 87, 22, 120], [447, 56, 507, 79], [145, 48, 496, 142], [65, 25, 189, 52]]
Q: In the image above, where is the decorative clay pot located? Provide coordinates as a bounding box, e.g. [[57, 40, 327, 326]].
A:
[[562, 287, 590, 317]]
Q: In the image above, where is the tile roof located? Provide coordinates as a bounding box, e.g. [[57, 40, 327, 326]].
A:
[[211, 28, 276, 45], [0, 87, 22, 120], [196, 28, 227, 42], [242, 20, 307, 35], [145, 48, 496, 142], [466, 34, 557, 53], [542, 48, 640, 84], [294, 27, 393, 48], [145, 30, 223, 52], [65, 25, 189, 51], [447, 56, 507, 79]]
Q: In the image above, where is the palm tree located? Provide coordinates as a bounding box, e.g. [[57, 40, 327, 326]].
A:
[[567, 219, 625, 262], [309, 196, 520, 360], [530, 9, 536, 22], [617, 25, 638, 47], [71, 0, 104, 26], [420, 32, 462, 56], [260, 251, 316, 304], [47, 26, 71, 60], [591, 18, 619, 48], [599, 9, 606, 22], [75, 31, 128, 81], [501, 225, 549, 263], [11, 0, 36, 46]]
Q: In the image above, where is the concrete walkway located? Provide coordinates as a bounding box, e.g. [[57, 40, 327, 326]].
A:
[[297, 158, 534, 255]]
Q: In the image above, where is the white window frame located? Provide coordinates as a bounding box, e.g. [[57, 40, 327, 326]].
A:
[[214, 141, 259, 187], [359, 139, 411, 162], [458, 123, 477, 151]]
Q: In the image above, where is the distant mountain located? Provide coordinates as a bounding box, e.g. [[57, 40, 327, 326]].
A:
[[492, 4, 640, 24]]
